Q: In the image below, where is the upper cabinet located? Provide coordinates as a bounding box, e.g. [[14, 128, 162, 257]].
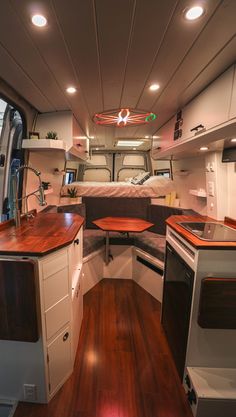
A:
[[32, 111, 89, 161], [181, 66, 233, 140], [151, 116, 175, 156], [229, 64, 236, 120], [152, 65, 236, 159]]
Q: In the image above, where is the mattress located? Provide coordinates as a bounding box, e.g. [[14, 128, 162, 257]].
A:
[[61, 180, 175, 198]]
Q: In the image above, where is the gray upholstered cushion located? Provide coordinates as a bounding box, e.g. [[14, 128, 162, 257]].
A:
[[83, 229, 105, 257], [83, 228, 166, 262], [148, 204, 184, 235], [82, 197, 151, 229], [133, 231, 166, 262]]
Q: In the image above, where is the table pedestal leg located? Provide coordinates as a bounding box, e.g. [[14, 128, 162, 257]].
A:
[[105, 231, 109, 265]]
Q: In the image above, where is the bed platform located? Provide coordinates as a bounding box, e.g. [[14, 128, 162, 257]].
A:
[[61, 178, 175, 198]]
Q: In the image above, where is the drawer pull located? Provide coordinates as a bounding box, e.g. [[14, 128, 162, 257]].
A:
[[190, 124, 204, 132], [63, 332, 69, 342], [74, 238, 80, 245]]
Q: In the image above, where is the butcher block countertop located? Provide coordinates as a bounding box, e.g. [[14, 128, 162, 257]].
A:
[[166, 215, 236, 249], [0, 212, 84, 256]]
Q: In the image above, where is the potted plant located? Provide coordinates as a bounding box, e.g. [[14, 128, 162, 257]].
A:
[[66, 187, 78, 204], [46, 131, 58, 140]]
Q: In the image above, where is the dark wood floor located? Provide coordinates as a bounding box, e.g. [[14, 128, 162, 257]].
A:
[[15, 279, 192, 417]]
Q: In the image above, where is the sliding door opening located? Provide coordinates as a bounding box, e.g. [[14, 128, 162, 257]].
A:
[[0, 97, 25, 222]]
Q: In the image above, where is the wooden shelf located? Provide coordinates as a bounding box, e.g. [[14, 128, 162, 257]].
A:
[[174, 170, 190, 176], [189, 189, 207, 198], [22, 139, 66, 151]]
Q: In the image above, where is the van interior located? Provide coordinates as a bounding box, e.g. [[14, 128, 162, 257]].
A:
[[0, 2, 236, 417]]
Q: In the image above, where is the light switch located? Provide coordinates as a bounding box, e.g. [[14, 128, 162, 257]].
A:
[[208, 181, 214, 197]]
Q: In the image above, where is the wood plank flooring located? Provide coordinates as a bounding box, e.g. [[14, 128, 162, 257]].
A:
[[15, 279, 192, 417]]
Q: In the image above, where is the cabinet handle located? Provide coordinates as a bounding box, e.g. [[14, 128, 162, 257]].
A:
[[74, 238, 79, 245], [190, 124, 204, 132], [63, 332, 69, 342]]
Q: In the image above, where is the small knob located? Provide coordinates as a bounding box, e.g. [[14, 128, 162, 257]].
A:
[[185, 374, 191, 389], [63, 332, 69, 342], [74, 238, 79, 245]]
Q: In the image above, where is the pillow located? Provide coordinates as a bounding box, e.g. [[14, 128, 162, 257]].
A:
[[131, 172, 150, 185], [124, 177, 133, 183], [144, 176, 175, 195]]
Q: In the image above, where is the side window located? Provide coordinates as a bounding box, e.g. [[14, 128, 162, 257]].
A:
[[65, 168, 77, 185], [0, 97, 25, 222]]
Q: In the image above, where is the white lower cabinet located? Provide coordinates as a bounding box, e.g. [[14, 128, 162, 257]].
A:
[[39, 240, 83, 402], [0, 227, 83, 404], [72, 272, 83, 362], [47, 325, 72, 395]]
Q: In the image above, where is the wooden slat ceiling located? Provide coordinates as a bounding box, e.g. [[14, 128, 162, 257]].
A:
[[0, 0, 235, 150]]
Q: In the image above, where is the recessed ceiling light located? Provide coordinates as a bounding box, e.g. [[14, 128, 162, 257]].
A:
[[200, 146, 209, 151], [32, 14, 47, 27], [133, 148, 137, 150], [117, 140, 144, 147], [185, 6, 204, 21], [149, 83, 160, 91], [95, 148, 99, 151], [153, 135, 160, 139], [145, 135, 149, 139], [66, 86, 77, 94], [230, 138, 236, 142], [90, 136, 95, 139]]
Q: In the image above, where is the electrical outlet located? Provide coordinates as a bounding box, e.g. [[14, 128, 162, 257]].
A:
[[23, 384, 37, 401]]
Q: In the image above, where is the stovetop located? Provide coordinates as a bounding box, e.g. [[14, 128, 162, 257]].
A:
[[178, 222, 236, 241]]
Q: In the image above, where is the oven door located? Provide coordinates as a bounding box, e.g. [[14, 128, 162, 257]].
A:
[[161, 243, 194, 379]]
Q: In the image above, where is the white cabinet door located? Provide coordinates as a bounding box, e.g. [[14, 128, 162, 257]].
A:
[[181, 66, 233, 140], [47, 326, 72, 395], [45, 295, 70, 340], [69, 228, 83, 289], [72, 273, 83, 362], [229, 64, 236, 120], [152, 116, 175, 159]]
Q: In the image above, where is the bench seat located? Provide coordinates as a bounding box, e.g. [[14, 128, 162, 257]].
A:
[[83, 228, 166, 262]]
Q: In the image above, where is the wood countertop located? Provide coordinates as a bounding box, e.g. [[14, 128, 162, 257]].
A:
[[0, 212, 84, 256], [166, 215, 236, 249]]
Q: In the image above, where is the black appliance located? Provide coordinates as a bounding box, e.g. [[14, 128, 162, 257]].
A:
[[178, 222, 236, 241], [162, 243, 194, 379], [222, 139, 236, 162]]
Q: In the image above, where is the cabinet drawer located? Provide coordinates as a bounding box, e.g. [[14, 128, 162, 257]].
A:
[[45, 296, 70, 340], [42, 250, 68, 279], [47, 326, 72, 394], [43, 268, 69, 310]]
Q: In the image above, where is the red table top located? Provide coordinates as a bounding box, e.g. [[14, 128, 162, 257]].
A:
[[93, 216, 154, 233]]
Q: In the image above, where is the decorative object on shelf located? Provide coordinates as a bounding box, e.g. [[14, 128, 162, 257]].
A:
[[93, 108, 156, 127], [54, 168, 65, 175], [29, 131, 40, 139], [67, 187, 78, 198], [46, 131, 58, 140], [173, 109, 183, 140], [42, 181, 51, 190]]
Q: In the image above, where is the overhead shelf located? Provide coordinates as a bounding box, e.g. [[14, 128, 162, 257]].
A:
[[189, 189, 207, 198], [22, 139, 66, 151]]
